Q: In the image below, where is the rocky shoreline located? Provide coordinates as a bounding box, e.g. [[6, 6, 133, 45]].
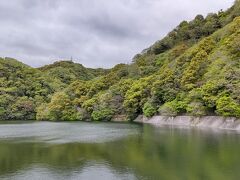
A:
[[134, 115, 240, 131]]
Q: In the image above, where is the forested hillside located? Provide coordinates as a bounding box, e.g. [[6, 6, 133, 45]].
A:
[[39, 60, 108, 85], [0, 58, 63, 120], [1, 1, 240, 121]]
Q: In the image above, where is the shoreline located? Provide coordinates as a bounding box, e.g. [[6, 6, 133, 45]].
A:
[[134, 115, 240, 131]]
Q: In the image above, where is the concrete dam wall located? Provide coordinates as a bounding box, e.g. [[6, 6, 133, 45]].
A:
[[134, 115, 240, 131]]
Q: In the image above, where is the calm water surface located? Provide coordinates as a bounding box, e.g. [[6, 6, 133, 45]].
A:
[[0, 121, 240, 180]]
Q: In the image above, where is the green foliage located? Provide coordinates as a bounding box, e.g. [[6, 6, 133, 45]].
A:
[[183, 89, 207, 116], [81, 97, 96, 114], [36, 92, 78, 121], [216, 96, 240, 117], [226, 32, 240, 57], [181, 38, 215, 90], [151, 67, 178, 104], [186, 102, 207, 116], [146, 0, 240, 56], [39, 60, 108, 84], [158, 101, 178, 116], [91, 108, 114, 121], [0, 58, 62, 120], [200, 80, 226, 109], [10, 96, 36, 120], [143, 102, 157, 117], [123, 77, 152, 119], [158, 99, 187, 116]]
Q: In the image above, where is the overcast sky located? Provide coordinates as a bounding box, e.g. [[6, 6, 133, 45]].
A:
[[0, 0, 234, 68]]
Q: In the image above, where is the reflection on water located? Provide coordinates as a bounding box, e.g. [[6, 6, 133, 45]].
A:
[[0, 121, 139, 143], [0, 121, 240, 180], [2, 163, 138, 180]]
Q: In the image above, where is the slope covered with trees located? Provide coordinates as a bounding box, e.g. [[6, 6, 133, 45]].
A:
[[0, 59, 107, 120], [39, 60, 108, 85], [0, 58, 63, 120], [1, 1, 240, 121]]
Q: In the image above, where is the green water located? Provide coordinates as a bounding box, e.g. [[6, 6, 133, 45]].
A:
[[0, 121, 240, 180]]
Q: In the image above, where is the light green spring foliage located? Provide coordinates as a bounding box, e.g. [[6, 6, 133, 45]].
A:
[[38, 60, 108, 85], [143, 102, 157, 118], [91, 108, 114, 121], [1, 1, 240, 121], [216, 96, 240, 117], [0, 58, 63, 120]]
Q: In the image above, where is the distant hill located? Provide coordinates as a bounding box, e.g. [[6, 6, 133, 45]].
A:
[[38, 60, 109, 84]]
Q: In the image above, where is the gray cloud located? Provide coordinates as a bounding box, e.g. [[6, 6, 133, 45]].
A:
[[0, 0, 234, 68]]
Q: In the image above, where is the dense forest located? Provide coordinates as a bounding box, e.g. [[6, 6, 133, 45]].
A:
[[0, 1, 240, 121]]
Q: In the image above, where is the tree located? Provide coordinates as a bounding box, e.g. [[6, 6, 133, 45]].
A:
[[91, 108, 114, 121], [151, 68, 177, 103], [36, 92, 78, 121], [143, 102, 157, 117], [186, 102, 207, 116], [123, 78, 152, 119], [203, 13, 221, 35], [181, 37, 215, 90], [216, 96, 240, 117], [158, 101, 178, 116], [10, 96, 36, 120]]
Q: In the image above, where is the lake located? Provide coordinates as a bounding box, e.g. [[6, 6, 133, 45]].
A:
[[0, 121, 240, 180]]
